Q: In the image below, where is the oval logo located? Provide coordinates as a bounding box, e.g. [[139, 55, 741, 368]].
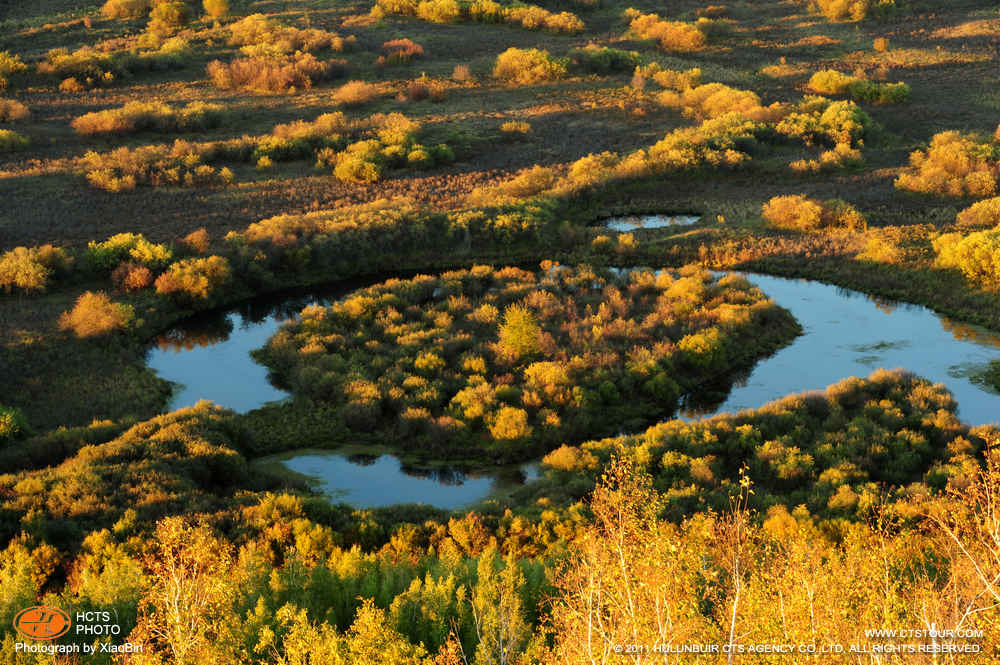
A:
[[13, 606, 71, 640]]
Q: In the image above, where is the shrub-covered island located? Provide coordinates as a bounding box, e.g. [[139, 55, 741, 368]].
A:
[[250, 264, 799, 459]]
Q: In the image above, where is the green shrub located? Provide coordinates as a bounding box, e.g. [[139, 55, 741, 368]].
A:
[[86, 232, 172, 273], [569, 45, 641, 73], [0, 129, 28, 152], [934, 230, 1000, 284], [493, 48, 567, 85], [58, 291, 135, 338], [0, 405, 29, 442]]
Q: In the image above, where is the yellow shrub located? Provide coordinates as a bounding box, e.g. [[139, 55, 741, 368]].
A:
[[956, 197, 1000, 228], [493, 48, 567, 85], [934, 230, 1000, 284], [762, 195, 866, 231], [807, 69, 858, 95], [894, 131, 999, 198], [154, 256, 232, 300], [625, 10, 706, 52], [202, 0, 229, 19], [58, 291, 134, 338], [417, 0, 462, 22], [100, 0, 151, 19], [489, 406, 533, 440], [332, 80, 378, 106]]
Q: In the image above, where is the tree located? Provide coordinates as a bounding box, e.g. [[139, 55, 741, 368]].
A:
[[498, 305, 540, 360], [470, 546, 529, 665], [202, 0, 229, 20]]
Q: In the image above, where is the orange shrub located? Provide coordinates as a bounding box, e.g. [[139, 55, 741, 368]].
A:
[[894, 131, 999, 198], [624, 9, 706, 52], [0, 98, 28, 122], [378, 38, 424, 66], [452, 64, 472, 82], [58, 291, 134, 338], [178, 227, 211, 254], [111, 261, 154, 292], [202, 0, 229, 19], [206, 54, 339, 94]]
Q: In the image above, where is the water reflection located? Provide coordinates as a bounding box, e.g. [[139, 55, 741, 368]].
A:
[[263, 451, 540, 509], [601, 214, 700, 232]]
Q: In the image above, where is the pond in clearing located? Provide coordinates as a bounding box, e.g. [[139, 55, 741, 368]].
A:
[[146, 268, 1000, 507], [601, 214, 700, 232]]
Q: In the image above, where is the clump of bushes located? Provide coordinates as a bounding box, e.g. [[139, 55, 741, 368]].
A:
[[634, 63, 701, 91], [501, 120, 531, 138], [332, 80, 379, 106], [154, 255, 232, 302], [372, 0, 583, 33], [378, 39, 424, 66], [72, 101, 228, 135], [38, 41, 190, 90], [100, 0, 152, 19], [569, 45, 641, 73], [894, 131, 1000, 198], [804, 0, 899, 22], [85, 232, 172, 273], [493, 48, 567, 85], [956, 197, 1000, 228], [79, 140, 234, 192], [656, 82, 786, 121], [762, 195, 867, 231], [934, 230, 1000, 285], [252, 264, 797, 457], [227, 14, 356, 56], [624, 9, 707, 52], [58, 291, 135, 338], [0, 129, 28, 152], [203, 0, 229, 20], [0, 98, 29, 122], [148, 1, 191, 36], [807, 70, 909, 104], [309, 113, 453, 183], [790, 141, 864, 172], [206, 54, 340, 94], [0, 245, 72, 294]]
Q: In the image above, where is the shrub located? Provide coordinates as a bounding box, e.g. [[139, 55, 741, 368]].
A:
[[956, 197, 1000, 228], [154, 255, 232, 301], [112, 261, 154, 292], [0, 50, 26, 90], [894, 131, 999, 198], [148, 1, 191, 36], [874, 36, 889, 51], [807, 69, 857, 95], [79, 141, 232, 191], [498, 304, 541, 359], [847, 80, 909, 104], [72, 101, 228, 135], [493, 48, 567, 85], [569, 45, 641, 73], [0, 245, 71, 294], [0, 404, 29, 442], [501, 121, 530, 137], [808, 0, 898, 21], [505, 6, 583, 33], [624, 9, 706, 52], [0, 129, 28, 152], [228, 14, 355, 55], [378, 39, 424, 66], [0, 98, 29, 122], [656, 82, 780, 121], [934, 230, 1000, 284], [59, 77, 86, 93], [489, 407, 533, 440], [333, 80, 378, 106], [203, 0, 229, 20], [452, 64, 472, 82], [58, 291, 134, 338], [100, 0, 151, 19], [417, 0, 462, 23], [179, 228, 212, 254], [207, 54, 338, 94], [86, 232, 172, 272], [762, 195, 866, 231]]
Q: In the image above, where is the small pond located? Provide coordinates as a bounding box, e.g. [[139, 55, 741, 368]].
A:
[[602, 214, 700, 232], [262, 450, 540, 510]]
